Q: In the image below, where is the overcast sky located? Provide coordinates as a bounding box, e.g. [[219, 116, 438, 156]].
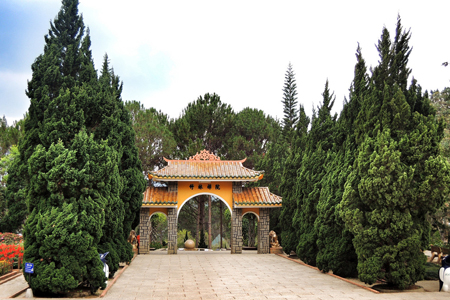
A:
[[1, 1, 450, 125]]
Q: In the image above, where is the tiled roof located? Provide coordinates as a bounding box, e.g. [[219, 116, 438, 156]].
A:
[[150, 160, 263, 181], [149, 151, 264, 181], [233, 187, 282, 207], [142, 186, 177, 207]]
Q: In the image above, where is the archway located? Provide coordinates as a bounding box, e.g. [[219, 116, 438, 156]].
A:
[[148, 212, 168, 250], [242, 211, 258, 250], [177, 194, 231, 250], [139, 150, 282, 255]]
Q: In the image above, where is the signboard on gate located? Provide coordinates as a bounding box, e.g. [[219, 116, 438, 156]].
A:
[[24, 263, 34, 274]]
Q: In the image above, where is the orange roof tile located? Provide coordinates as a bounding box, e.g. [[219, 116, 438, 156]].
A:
[[149, 150, 263, 181], [233, 187, 282, 207], [142, 186, 177, 207]]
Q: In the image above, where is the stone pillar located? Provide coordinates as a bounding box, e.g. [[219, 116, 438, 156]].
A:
[[258, 208, 270, 254], [139, 208, 150, 254], [167, 207, 178, 254], [231, 208, 243, 254]]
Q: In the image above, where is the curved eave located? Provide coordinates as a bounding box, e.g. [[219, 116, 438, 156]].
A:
[[163, 157, 247, 163], [142, 203, 178, 207], [150, 175, 262, 182], [234, 204, 282, 208]]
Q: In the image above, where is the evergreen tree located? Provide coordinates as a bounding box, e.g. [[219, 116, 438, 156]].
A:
[[198, 228, 207, 248], [7, 0, 144, 293], [225, 107, 279, 169], [125, 100, 176, 171], [279, 105, 309, 255], [281, 63, 299, 143], [93, 56, 146, 273], [24, 132, 113, 294], [339, 17, 450, 288], [293, 81, 336, 266], [170, 93, 234, 158], [314, 46, 367, 277]]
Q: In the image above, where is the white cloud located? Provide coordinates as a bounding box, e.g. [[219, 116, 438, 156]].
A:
[[2, 0, 450, 122], [0, 71, 31, 123]]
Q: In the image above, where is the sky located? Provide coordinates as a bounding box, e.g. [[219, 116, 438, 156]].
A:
[[1, 1, 450, 125]]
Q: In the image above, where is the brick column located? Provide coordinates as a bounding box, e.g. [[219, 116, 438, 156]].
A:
[[258, 208, 270, 254], [231, 208, 243, 254], [167, 207, 178, 254], [139, 208, 150, 254]]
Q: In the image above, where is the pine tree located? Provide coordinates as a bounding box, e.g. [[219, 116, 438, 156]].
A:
[[124, 101, 177, 171], [339, 17, 450, 288], [281, 63, 299, 143], [170, 93, 234, 158], [225, 107, 279, 169]]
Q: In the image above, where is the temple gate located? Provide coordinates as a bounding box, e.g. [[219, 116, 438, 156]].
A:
[[139, 150, 282, 254]]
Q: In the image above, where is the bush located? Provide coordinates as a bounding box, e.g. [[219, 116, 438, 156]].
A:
[[424, 262, 440, 280], [150, 242, 163, 249], [0, 233, 23, 245]]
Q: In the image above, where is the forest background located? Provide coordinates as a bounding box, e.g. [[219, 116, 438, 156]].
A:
[[1, 0, 450, 293]]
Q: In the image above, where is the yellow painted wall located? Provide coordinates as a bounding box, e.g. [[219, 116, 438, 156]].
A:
[[178, 181, 233, 212], [241, 208, 260, 218], [149, 207, 168, 217]]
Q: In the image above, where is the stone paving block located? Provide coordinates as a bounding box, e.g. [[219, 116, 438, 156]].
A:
[[104, 252, 444, 300]]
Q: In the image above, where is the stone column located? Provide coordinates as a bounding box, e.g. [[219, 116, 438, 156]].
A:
[[231, 208, 243, 254], [258, 208, 270, 254], [139, 208, 150, 254], [167, 207, 178, 254]]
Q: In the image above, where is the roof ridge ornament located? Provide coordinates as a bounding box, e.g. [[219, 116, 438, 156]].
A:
[[189, 149, 221, 161]]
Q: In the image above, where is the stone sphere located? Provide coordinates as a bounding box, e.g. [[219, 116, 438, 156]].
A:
[[184, 239, 195, 249]]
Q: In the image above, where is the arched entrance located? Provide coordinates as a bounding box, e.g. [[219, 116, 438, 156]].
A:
[[242, 211, 258, 249], [139, 150, 282, 255], [177, 194, 231, 249]]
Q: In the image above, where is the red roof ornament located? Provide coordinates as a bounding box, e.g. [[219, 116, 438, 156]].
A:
[[189, 149, 221, 161]]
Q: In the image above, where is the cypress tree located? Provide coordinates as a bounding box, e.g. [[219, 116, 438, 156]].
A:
[[198, 228, 207, 248], [314, 45, 367, 277], [339, 17, 450, 288], [279, 105, 309, 255], [24, 132, 113, 294], [293, 81, 336, 266], [8, 0, 145, 293]]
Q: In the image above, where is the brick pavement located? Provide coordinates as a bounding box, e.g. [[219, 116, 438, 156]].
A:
[[104, 251, 450, 300]]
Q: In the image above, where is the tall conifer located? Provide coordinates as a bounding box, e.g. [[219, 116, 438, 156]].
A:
[[293, 81, 336, 266], [339, 17, 450, 288], [281, 63, 299, 143], [314, 46, 367, 277], [279, 105, 309, 254], [9, 0, 144, 293]]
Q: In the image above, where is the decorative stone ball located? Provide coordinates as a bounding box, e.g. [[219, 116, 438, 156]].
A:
[[184, 239, 195, 249]]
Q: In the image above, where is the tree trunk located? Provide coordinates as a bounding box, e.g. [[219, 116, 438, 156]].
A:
[[220, 201, 223, 249], [208, 195, 212, 248], [196, 198, 200, 248]]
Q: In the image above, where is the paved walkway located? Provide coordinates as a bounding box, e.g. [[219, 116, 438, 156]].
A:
[[1, 252, 448, 299], [104, 251, 449, 300], [0, 274, 28, 298]]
